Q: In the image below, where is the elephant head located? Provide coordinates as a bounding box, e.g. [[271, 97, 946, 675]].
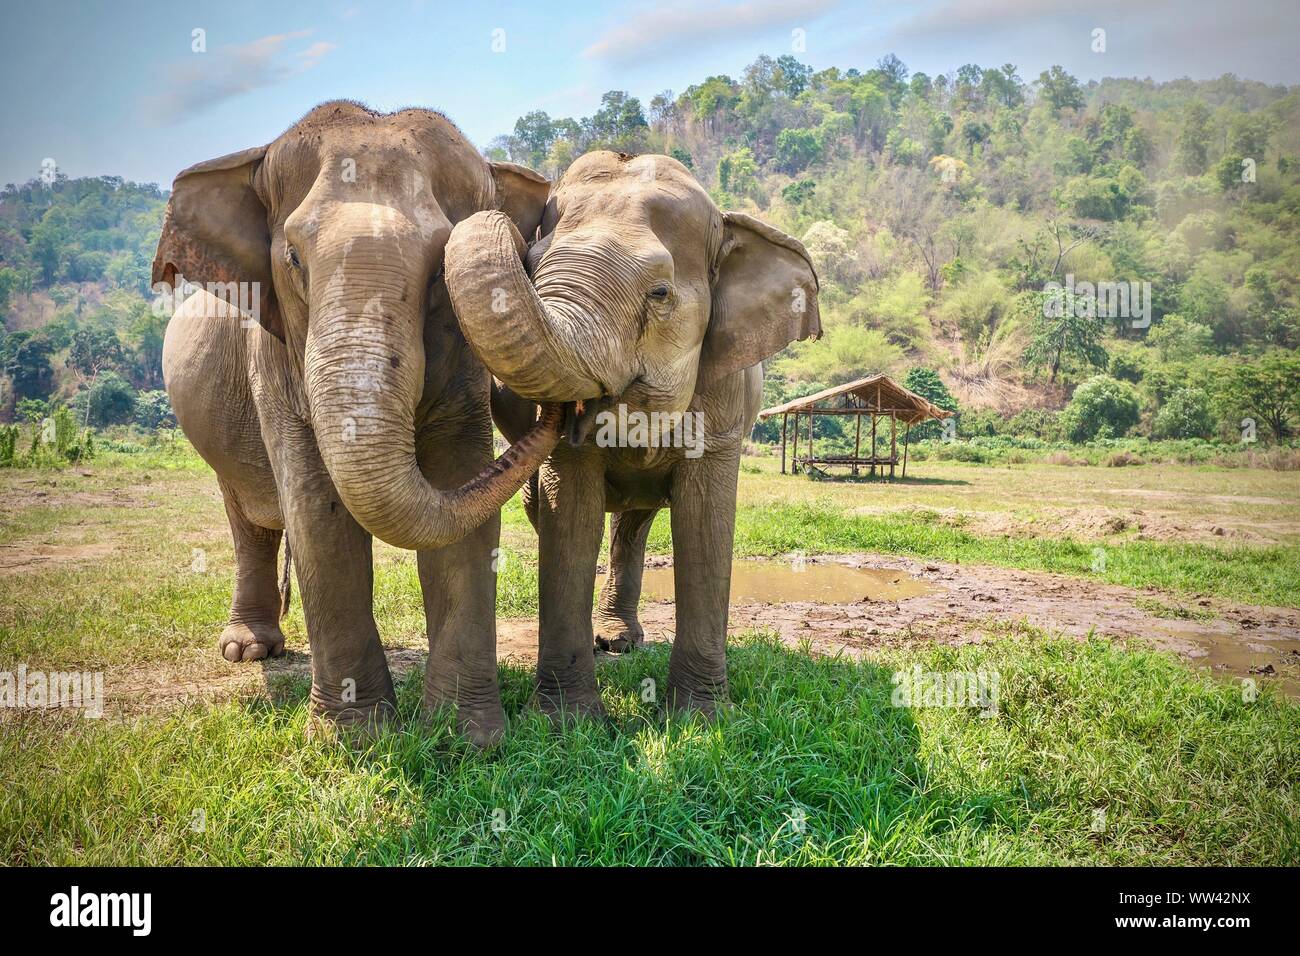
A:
[[444, 150, 820, 433], [152, 102, 560, 550]]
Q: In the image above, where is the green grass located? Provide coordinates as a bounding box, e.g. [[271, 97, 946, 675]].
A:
[[1134, 597, 1216, 621], [2, 632, 1296, 865], [641, 501, 1300, 608]]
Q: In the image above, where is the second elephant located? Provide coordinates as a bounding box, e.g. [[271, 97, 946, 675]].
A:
[[446, 151, 821, 720]]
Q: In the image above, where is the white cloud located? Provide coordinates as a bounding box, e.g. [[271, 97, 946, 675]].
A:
[[893, 0, 1168, 38], [146, 31, 337, 125], [584, 0, 839, 62]]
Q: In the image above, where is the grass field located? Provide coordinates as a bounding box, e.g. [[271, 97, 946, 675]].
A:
[[1, 442, 1298, 865]]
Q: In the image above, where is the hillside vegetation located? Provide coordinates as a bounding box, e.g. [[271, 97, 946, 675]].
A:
[[490, 56, 1300, 447], [2, 57, 1298, 451]]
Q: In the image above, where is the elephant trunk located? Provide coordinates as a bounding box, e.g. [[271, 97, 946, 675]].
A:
[[445, 211, 618, 404], [306, 266, 560, 552]]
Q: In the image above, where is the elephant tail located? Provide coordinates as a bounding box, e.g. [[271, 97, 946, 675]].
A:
[[278, 535, 292, 620]]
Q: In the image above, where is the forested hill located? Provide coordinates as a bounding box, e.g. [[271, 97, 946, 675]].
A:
[[2, 57, 1298, 442], [489, 57, 1300, 442]]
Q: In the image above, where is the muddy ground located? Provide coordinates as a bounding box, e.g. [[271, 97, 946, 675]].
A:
[[102, 553, 1300, 716]]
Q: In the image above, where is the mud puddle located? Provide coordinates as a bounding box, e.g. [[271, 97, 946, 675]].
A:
[[622, 560, 934, 605], [1175, 628, 1300, 697], [592, 554, 1300, 699]]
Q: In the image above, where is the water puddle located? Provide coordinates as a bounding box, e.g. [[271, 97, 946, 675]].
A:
[[626, 559, 934, 605], [1172, 630, 1300, 699]]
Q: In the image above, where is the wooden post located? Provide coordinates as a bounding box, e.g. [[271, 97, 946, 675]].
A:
[[791, 411, 798, 473], [872, 383, 881, 478], [780, 412, 787, 474], [853, 403, 861, 477], [889, 413, 897, 479], [902, 423, 911, 478], [800, 408, 811, 468], [870, 413, 877, 477]]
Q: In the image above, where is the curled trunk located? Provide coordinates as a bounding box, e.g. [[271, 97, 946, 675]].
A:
[[306, 272, 561, 552], [445, 211, 611, 404]]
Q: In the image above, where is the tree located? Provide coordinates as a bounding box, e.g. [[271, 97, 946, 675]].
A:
[[781, 179, 816, 206], [1175, 102, 1210, 175], [0, 266, 33, 317], [800, 221, 854, 286], [133, 389, 175, 429], [774, 128, 822, 173], [1218, 351, 1300, 442], [1148, 313, 1212, 362], [512, 111, 556, 168], [67, 325, 124, 379], [717, 147, 757, 199], [1153, 387, 1213, 439], [73, 370, 137, 427], [903, 367, 958, 440], [777, 325, 902, 386], [876, 53, 908, 99], [776, 56, 812, 97], [4, 333, 56, 402], [981, 64, 1024, 108], [1059, 375, 1141, 441], [1023, 291, 1109, 383], [1037, 66, 1084, 116], [587, 91, 648, 147]]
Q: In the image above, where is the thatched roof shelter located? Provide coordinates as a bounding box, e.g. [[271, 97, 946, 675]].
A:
[[758, 374, 953, 478]]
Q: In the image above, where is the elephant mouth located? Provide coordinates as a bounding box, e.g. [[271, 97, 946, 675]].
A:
[[563, 395, 615, 447]]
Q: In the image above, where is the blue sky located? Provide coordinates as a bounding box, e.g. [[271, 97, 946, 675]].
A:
[[2, 0, 1298, 188]]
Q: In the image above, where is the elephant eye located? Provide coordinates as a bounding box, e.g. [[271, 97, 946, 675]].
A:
[[286, 246, 301, 269], [648, 284, 671, 301]]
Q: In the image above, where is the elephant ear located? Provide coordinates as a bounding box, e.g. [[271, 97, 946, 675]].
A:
[[697, 212, 821, 389], [152, 146, 283, 341], [491, 161, 551, 243]]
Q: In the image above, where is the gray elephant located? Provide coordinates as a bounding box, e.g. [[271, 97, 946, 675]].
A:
[[157, 101, 561, 745], [445, 151, 820, 720]]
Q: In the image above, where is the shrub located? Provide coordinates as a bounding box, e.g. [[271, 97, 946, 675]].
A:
[[1045, 450, 1083, 466], [134, 390, 176, 429], [1006, 408, 1062, 441], [0, 424, 17, 466], [1060, 375, 1141, 442], [1152, 387, 1213, 440], [1105, 450, 1144, 467]]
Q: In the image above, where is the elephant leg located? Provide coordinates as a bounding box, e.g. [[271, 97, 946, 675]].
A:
[[666, 451, 739, 718], [535, 442, 606, 723], [416, 420, 506, 749], [217, 478, 286, 662], [594, 508, 657, 654], [268, 429, 396, 739], [522, 472, 539, 532]]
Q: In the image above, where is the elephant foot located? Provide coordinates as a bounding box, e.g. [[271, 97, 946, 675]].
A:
[[594, 615, 645, 655], [423, 687, 507, 750], [305, 697, 399, 748], [666, 679, 732, 721], [534, 683, 606, 728], [219, 620, 286, 662], [424, 657, 507, 749]]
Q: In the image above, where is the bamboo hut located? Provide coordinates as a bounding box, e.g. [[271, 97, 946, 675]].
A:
[[759, 374, 953, 479]]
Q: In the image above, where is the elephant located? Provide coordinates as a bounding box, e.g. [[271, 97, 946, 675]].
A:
[[157, 101, 562, 746], [444, 150, 820, 720]]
